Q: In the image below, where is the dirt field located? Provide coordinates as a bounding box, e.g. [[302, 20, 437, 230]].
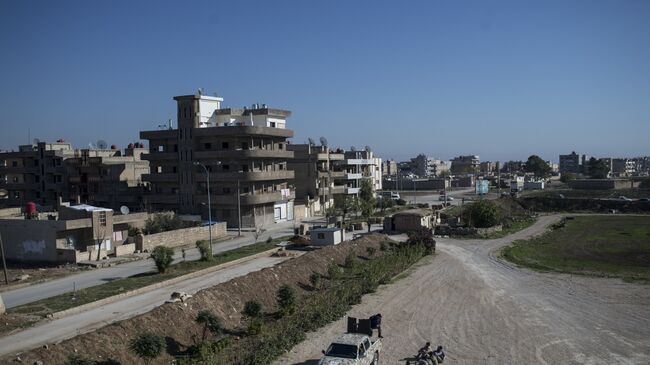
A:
[[275, 215, 650, 365]]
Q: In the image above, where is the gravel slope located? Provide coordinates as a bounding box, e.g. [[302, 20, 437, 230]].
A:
[[275, 215, 650, 365]]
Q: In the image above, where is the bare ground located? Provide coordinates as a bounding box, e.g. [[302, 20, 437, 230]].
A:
[[275, 215, 650, 365]]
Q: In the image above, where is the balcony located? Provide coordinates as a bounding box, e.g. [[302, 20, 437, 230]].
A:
[[194, 125, 293, 138], [145, 194, 178, 205], [198, 190, 295, 206], [142, 173, 178, 183], [0, 166, 39, 174], [318, 186, 346, 195], [345, 173, 363, 180], [196, 170, 294, 182], [318, 171, 345, 179], [345, 187, 360, 195], [0, 181, 39, 190], [142, 152, 177, 161], [194, 149, 294, 160]]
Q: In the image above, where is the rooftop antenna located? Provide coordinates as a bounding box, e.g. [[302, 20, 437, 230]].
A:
[[320, 137, 328, 147], [28, 128, 31, 145], [97, 140, 108, 150], [350, 146, 356, 151], [307, 137, 315, 146]]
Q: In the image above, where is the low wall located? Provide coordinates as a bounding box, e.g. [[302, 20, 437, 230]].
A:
[[115, 243, 136, 256], [569, 179, 639, 190], [136, 223, 227, 252], [518, 197, 650, 213], [437, 224, 502, 236]]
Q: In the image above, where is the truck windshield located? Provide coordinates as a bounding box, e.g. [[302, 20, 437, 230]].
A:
[[325, 343, 357, 359]]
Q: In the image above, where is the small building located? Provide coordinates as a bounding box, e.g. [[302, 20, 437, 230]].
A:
[[383, 209, 433, 233], [310, 227, 345, 246], [524, 181, 545, 190]]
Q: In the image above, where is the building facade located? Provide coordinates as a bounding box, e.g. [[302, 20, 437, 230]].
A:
[[333, 149, 382, 197], [451, 155, 480, 175], [140, 93, 295, 228], [410, 154, 450, 177], [382, 159, 398, 177]]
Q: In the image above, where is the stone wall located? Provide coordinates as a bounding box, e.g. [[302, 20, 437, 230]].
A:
[[135, 223, 227, 252], [115, 243, 136, 256]]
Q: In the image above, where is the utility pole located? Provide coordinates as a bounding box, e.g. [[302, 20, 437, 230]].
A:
[[237, 179, 242, 236], [0, 232, 8, 285]]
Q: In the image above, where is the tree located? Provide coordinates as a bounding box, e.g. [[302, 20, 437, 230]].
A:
[[276, 284, 296, 317], [560, 172, 576, 183], [129, 331, 165, 364], [195, 310, 223, 342], [196, 240, 212, 261], [464, 200, 501, 228], [335, 195, 359, 223], [359, 179, 376, 232], [150, 246, 174, 274], [406, 228, 436, 255], [243, 300, 262, 319], [525, 155, 551, 178], [309, 272, 321, 289], [588, 157, 610, 179]]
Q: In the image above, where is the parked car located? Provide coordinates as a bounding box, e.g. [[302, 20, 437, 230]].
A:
[[320, 333, 382, 365], [639, 198, 650, 203], [618, 196, 632, 201]]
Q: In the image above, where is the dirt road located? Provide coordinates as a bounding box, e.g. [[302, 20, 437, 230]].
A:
[[275, 215, 650, 364]]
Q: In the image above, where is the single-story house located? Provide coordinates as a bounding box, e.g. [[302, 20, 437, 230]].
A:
[[310, 227, 345, 246]]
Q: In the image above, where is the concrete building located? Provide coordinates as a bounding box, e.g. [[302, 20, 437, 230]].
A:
[[383, 209, 433, 233], [410, 154, 450, 177], [140, 92, 295, 228], [479, 161, 497, 175], [612, 158, 636, 177], [0, 141, 148, 211], [451, 155, 480, 175], [333, 149, 382, 197], [310, 227, 345, 246], [559, 151, 583, 174], [0, 204, 146, 263], [382, 159, 398, 176], [287, 144, 345, 216]]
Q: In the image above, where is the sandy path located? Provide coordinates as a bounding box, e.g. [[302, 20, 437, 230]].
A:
[[274, 215, 650, 364]]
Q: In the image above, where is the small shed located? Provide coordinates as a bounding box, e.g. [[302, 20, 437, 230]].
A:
[[310, 227, 345, 246], [384, 209, 433, 233]]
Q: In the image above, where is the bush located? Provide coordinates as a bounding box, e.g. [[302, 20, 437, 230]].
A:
[[243, 300, 262, 319], [309, 272, 321, 289], [396, 198, 407, 206], [379, 242, 388, 251], [344, 252, 358, 269], [196, 240, 212, 261], [327, 263, 342, 280], [129, 331, 165, 364], [247, 317, 264, 335], [127, 225, 142, 237], [266, 236, 273, 243], [464, 200, 501, 228], [144, 213, 184, 234], [196, 310, 223, 341], [366, 247, 377, 257], [65, 355, 95, 365], [407, 228, 436, 255], [560, 172, 576, 184], [150, 246, 175, 274], [639, 179, 650, 189], [276, 284, 296, 317]]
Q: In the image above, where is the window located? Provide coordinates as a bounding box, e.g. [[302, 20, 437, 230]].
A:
[[222, 187, 231, 194], [204, 143, 212, 150], [278, 143, 284, 150], [98, 212, 107, 226], [317, 233, 325, 239], [172, 166, 177, 173], [241, 142, 248, 150], [12, 161, 18, 167], [174, 144, 178, 152], [33, 160, 39, 166], [157, 166, 162, 173], [270, 122, 276, 128], [158, 145, 164, 152], [242, 165, 249, 172], [222, 142, 229, 149], [222, 165, 229, 171], [12, 177, 18, 183], [35, 176, 40, 182], [13, 191, 20, 198]]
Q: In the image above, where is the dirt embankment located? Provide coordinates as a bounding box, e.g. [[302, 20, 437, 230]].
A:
[[3, 234, 388, 365], [518, 196, 650, 213]]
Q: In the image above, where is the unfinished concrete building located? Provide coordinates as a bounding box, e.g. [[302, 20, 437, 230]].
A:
[[140, 92, 296, 228]]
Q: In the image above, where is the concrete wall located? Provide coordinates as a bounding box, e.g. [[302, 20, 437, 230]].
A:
[[382, 178, 447, 191], [569, 179, 639, 190], [136, 222, 227, 252], [115, 243, 136, 256], [392, 213, 432, 232], [0, 219, 62, 262]]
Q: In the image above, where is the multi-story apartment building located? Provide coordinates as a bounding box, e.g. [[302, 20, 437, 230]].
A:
[[559, 151, 583, 174], [0, 141, 73, 208], [479, 161, 497, 175], [382, 159, 398, 177], [140, 93, 295, 228], [287, 144, 345, 215], [612, 158, 636, 177], [65, 146, 149, 210], [410, 154, 450, 177], [333, 149, 382, 197], [0, 141, 150, 210], [451, 155, 480, 175]]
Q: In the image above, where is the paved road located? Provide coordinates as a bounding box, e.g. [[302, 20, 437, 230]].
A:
[[274, 215, 650, 364], [2, 219, 301, 308], [0, 253, 293, 357]]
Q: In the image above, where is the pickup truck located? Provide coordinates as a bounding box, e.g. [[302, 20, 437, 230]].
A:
[[320, 333, 382, 365]]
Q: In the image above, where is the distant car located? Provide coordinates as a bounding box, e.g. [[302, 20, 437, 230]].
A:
[[447, 196, 455, 201], [618, 196, 632, 202]]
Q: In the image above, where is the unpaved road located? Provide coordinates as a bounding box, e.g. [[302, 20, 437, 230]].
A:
[[275, 215, 650, 364], [0, 253, 296, 357]]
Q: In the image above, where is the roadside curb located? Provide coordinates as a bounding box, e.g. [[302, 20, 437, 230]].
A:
[[50, 247, 281, 320]]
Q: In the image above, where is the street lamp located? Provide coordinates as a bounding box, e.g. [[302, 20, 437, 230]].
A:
[[193, 161, 212, 257]]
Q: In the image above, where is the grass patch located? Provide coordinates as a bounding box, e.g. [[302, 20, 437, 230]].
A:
[[8, 237, 290, 318], [502, 216, 650, 282]]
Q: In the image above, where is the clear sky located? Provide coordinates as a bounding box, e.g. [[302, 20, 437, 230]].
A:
[[1, 0, 648, 163]]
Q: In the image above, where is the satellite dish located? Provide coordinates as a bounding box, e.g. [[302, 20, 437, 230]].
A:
[[320, 137, 328, 146], [350, 146, 356, 151], [0, 189, 7, 198], [97, 140, 108, 149], [33, 138, 40, 145], [120, 205, 130, 215], [365, 145, 371, 152], [307, 137, 315, 146]]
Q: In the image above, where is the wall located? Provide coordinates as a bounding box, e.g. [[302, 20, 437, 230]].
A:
[[136, 222, 227, 252], [0, 219, 62, 262], [392, 214, 432, 232], [115, 243, 136, 256], [569, 179, 639, 190]]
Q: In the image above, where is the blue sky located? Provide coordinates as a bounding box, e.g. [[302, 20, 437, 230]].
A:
[[1, 0, 648, 162]]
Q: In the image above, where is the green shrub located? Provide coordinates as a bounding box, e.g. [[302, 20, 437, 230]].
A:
[[327, 263, 342, 280], [129, 331, 165, 364], [464, 200, 501, 228], [379, 242, 388, 251], [309, 272, 321, 289], [196, 310, 223, 341], [266, 236, 273, 243], [406, 228, 436, 255], [243, 300, 262, 319], [65, 355, 95, 365], [366, 247, 376, 257], [276, 284, 296, 317], [144, 213, 184, 234], [560, 172, 576, 183], [150, 246, 175, 274], [127, 225, 141, 237], [196, 240, 212, 261]]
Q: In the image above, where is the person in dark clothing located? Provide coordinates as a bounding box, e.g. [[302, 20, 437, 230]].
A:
[[369, 313, 383, 338], [432, 346, 445, 363]]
